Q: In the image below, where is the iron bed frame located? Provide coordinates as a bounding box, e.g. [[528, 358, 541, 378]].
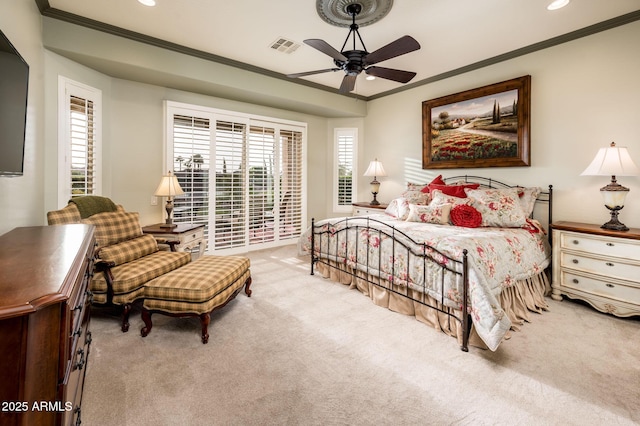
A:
[[309, 176, 553, 352]]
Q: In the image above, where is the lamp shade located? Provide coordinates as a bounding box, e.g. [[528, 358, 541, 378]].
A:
[[363, 159, 387, 177], [154, 171, 185, 197], [580, 142, 640, 177]]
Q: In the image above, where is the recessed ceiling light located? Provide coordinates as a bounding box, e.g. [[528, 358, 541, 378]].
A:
[[138, 0, 156, 6], [547, 0, 570, 11]]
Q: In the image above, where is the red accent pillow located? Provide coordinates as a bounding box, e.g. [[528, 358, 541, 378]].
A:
[[427, 183, 480, 198], [450, 204, 483, 228], [420, 175, 446, 193]]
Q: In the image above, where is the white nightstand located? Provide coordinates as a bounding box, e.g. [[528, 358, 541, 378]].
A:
[[352, 202, 388, 216], [142, 223, 206, 260], [551, 221, 640, 317]]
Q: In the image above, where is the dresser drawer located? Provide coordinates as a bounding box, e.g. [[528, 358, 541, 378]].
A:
[[559, 231, 640, 261], [560, 270, 640, 305], [559, 252, 640, 282]]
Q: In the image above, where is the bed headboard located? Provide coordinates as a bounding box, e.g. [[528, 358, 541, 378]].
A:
[[442, 175, 553, 241]]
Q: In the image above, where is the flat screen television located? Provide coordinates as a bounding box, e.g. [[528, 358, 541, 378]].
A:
[[0, 28, 29, 177]]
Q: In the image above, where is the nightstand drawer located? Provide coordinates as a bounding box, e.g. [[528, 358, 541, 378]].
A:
[[180, 228, 204, 245], [559, 232, 640, 261], [560, 271, 640, 305], [559, 252, 640, 282]]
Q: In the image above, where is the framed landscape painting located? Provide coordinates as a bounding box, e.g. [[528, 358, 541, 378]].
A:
[[422, 75, 531, 169]]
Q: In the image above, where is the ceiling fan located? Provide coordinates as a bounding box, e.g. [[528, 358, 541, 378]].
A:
[[287, 3, 421, 94]]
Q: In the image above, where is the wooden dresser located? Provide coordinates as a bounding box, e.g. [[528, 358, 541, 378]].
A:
[[0, 225, 95, 426], [551, 221, 640, 317]]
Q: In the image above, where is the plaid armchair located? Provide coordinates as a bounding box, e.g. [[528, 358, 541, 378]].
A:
[[47, 199, 191, 332]]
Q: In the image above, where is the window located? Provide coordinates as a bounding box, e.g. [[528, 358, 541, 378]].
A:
[[333, 128, 357, 213], [58, 77, 102, 206], [166, 101, 306, 254]]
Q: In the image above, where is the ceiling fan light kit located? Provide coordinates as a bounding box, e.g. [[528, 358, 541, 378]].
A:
[[288, 0, 420, 94]]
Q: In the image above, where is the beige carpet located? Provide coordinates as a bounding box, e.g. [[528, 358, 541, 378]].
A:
[[82, 245, 640, 425]]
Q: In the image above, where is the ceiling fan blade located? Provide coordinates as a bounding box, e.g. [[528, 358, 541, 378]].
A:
[[339, 74, 357, 93], [365, 66, 417, 83], [364, 35, 421, 66], [287, 68, 340, 78], [304, 39, 348, 62]]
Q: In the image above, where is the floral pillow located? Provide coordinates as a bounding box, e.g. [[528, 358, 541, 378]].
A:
[[429, 189, 471, 209], [405, 203, 452, 225], [400, 188, 430, 205], [517, 187, 542, 217], [465, 187, 528, 228], [385, 197, 411, 220]]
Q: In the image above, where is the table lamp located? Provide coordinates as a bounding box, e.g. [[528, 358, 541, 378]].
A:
[[154, 170, 184, 228], [581, 142, 639, 231], [363, 159, 387, 206]]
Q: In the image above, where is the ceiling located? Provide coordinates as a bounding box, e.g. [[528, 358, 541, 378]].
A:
[[42, 0, 640, 99]]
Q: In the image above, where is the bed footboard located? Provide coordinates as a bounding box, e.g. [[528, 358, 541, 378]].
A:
[[310, 216, 471, 352]]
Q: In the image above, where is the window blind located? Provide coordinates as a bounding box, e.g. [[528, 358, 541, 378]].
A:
[[166, 102, 306, 254], [69, 95, 96, 197], [172, 114, 212, 244]]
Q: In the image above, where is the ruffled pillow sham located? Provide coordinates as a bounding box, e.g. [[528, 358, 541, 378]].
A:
[[385, 197, 411, 220]]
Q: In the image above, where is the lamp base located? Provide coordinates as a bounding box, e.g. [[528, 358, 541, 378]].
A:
[[601, 205, 629, 231], [369, 192, 380, 206], [161, 199, 177, 229]]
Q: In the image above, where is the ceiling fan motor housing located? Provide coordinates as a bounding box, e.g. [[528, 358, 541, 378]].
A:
[[336, 50, 366, 75]]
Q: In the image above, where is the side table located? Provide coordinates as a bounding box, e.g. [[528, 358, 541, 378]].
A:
[[352, 202, 388, 216], [142, 223, 206, 260], [550, 221, 640, 317]]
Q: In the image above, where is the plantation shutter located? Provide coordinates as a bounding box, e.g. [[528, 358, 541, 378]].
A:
[[248, 125, 276, 245], [68, 95, 96, 197], [166, 101, 305, 254], [172, 114, 211, 243], [334, 129, 357, 212], [279, 129, 303, 240], [213, 120, 247, 250], [337, 132, 354, 206]]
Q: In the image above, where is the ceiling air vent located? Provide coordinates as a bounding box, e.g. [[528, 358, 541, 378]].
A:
[[270, 37, 301, 54]]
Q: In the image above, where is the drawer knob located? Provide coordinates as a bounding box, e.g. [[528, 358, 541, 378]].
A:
[[572, 259, 579, 264], [606, 283, 615, 288], [572, 278, 579, 284], [606, 242, 614, 247], [606, 262, 614, 267], [572, 240, 579, 245], [74, 349, 85, 371]]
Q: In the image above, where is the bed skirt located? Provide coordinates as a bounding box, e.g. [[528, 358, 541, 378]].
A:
[[314, 261, 550, 349]]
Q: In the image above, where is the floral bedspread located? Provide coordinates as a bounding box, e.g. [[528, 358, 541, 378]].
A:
[[298, 214, 551, 350]]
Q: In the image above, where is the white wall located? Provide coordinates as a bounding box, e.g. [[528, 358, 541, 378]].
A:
[[0, 0, 44, 236], [363, 20, 640, 229]]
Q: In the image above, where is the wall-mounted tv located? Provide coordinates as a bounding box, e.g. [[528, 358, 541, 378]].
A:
[[0, 28, 29, 177]]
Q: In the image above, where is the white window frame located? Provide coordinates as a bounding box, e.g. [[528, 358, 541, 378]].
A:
[[164, 101, 307, 254], [333, 128, 358, 213], [57, 76, 102, 207]]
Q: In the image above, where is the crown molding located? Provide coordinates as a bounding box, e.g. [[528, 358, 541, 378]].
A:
[[36, 1, 640, 102]]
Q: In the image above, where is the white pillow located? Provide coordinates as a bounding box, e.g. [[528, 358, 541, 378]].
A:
[[385, 197, 411, 220]]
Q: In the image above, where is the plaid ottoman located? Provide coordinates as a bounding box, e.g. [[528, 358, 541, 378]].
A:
[[140, 255, 252, 343]]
